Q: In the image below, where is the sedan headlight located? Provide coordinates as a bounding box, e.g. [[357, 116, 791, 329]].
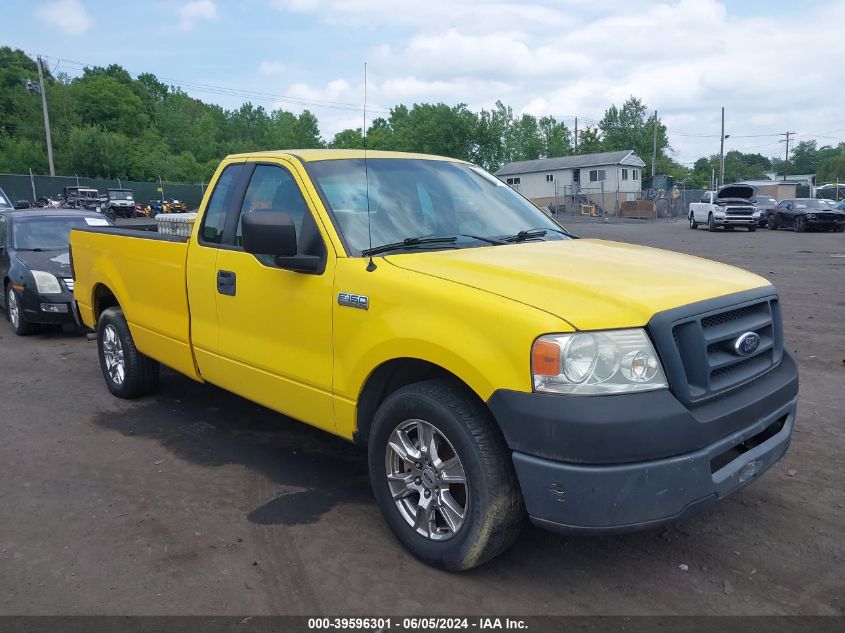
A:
[[31, 270, 62, 294], [532, 329, 668, 395]]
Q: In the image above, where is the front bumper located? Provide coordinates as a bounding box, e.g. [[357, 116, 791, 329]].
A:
[[19, 288, 78, 325], [714, 215, 757, 226], [488, 351, 798, 533]]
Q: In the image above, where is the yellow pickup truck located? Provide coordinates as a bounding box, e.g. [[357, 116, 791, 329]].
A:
[[69, 150, 798, 570]]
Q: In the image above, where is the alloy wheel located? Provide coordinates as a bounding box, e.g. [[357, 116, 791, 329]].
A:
[[385, 419, 469, 541], [7, 288, 19, 328], [102, 324, 126, 385]]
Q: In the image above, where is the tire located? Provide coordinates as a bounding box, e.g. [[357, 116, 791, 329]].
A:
[[708, 213, 717, 232], [6, 285, 37, 336], [96, 306, 160, 398], [688, 213, 698, 229], [748, 225, 757, 232], [368, 379, 525, 571], [767, 215, 776, 230], [795, 216, 807, 233], [834, 224, 844, 233]]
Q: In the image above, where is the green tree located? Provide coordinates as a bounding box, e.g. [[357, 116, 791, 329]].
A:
[[817, 154, 845, 182]]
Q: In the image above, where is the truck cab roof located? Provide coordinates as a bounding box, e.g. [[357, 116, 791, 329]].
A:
[[225, 149, 462, 163]]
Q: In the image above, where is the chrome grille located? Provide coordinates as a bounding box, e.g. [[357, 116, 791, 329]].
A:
[[650, 295, 783, 404], [63, 278, 74, 292]]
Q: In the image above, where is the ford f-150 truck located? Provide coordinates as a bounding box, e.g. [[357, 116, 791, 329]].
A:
[[689, 185, 762, 232], [69, 150, 798, 571]]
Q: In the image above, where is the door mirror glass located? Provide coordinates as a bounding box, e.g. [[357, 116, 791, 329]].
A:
[[242, 211, 298, 257]]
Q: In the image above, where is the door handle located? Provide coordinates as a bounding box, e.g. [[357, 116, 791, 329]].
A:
[[217, 270, 236, 296]]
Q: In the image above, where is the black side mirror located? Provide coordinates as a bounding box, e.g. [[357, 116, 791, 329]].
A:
[[14, 200, 31, 210], [242, 211, 322, 274]]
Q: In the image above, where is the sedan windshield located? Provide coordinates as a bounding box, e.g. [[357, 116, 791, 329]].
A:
[[794, 200, 827, 210], [13, 217, 98, 250], [308, 158, 569, 256]]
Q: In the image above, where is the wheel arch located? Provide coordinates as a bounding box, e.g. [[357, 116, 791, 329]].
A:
[[92, 282, 121, 322], [354, 357, 487, 446]]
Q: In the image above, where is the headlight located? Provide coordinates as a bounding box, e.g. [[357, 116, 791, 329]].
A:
[[532, 329, 668, 395], [31, 270, 62, 294]]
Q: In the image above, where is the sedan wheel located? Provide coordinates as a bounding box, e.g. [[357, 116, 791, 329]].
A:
[[6, 286, 36, 336], [385, 419, 469, 541], [795, 216, 807, 233], [768, 214, 778, 230]]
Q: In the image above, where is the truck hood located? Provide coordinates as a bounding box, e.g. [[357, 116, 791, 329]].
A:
[[385, 239, 771, 330], [717, 185, 754, 201]]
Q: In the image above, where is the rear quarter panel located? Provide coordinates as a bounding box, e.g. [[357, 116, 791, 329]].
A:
[[71, 229, 200, 380]]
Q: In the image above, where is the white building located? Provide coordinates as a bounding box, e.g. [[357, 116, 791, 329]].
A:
[[494, 150, 646, 213]]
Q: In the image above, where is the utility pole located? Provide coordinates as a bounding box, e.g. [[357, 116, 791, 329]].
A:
[[780, 131, 796, 181], [651, 110, 657, 178], [574, 117, 578, 154], [36, 56, 55, 176], [718, 107, 725, 187]]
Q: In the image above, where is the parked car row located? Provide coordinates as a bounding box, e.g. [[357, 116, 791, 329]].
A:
[[6, 185, 193, 219], [689, 185, 845, 233]]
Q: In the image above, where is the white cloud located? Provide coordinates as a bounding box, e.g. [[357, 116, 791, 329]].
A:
[[264, 0, 845, 161], [179, 0, 218, 30], [35, 0, 91, 34], [259, 61, 286, 76]]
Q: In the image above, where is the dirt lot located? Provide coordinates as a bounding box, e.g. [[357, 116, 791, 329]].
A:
[[0, 220, 842, 616]]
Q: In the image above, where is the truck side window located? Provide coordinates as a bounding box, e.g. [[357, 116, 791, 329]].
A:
[[0, 216, 7, 247], [200, 163, 243, 244], [234, 165, 309, 248]]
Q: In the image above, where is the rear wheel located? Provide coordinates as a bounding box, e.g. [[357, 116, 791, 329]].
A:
[[708, 213, 717, 232], [795, 215, 807, 233], [689, 213, 698, 229], [97, 307, 160, 398], [368, 379, 524, 571], [6, 285, 37, 336]]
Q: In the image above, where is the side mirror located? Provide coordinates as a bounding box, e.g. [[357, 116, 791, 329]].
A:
[[241, 211, 322, 274], [14, 200, 31, 210]]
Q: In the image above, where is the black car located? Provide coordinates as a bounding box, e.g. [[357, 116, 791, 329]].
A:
[[767, 198, 845, 232], [750, 195, 778, 227], [0, 209, 113, 335]]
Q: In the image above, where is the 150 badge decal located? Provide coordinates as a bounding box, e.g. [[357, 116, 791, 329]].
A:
[[338, 293, 369, 310]]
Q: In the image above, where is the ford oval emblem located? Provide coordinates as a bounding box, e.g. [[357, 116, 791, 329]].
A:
[[734, 331, 761, 356]]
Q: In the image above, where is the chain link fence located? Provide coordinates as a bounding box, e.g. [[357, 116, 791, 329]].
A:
[[540, 184, 707, 220], [0, 173, 207, 210]]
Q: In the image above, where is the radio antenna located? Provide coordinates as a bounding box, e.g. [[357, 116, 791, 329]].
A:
[[363, 62, 376, 272]]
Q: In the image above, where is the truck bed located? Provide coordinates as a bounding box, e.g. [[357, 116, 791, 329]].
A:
[[70, 226, 201, 380]]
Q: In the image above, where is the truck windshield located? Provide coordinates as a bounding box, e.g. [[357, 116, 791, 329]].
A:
[[308, 158, 568, 256], [13, 217, 95, 251]]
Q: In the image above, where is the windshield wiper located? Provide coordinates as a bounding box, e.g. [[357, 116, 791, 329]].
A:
[[361, 233, 510, 257], [499, 227, 573, 242], [361, 236, 459, 257]]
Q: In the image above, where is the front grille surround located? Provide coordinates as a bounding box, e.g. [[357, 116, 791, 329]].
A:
[[647, 290, 783, 407], [63, 278, 75, 292]]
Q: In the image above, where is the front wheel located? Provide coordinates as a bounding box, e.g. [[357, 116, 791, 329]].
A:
[[368, 379, 525, 571], [708, 213, 717, 232], [795, 215, 807, 233], [97, 306, 160, 398], [689, 213, 698, 229], [767, 214, 779, 230], [834, 224, 844, 233], [6, 285, 37, 336]]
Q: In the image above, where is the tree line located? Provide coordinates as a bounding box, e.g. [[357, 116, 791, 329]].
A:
[[2, 47, 844, 187]]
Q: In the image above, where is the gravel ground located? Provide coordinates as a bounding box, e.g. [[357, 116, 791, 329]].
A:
[[0, 220, 842, 616]]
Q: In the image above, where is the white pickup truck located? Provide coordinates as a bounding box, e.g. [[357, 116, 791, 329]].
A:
[[689, 185, 761, 232]]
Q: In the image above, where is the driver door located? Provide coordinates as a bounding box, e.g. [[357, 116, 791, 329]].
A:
[[211, 160, 336, 433]]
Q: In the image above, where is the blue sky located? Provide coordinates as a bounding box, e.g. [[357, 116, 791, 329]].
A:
[[4, 0, 843, 165]]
